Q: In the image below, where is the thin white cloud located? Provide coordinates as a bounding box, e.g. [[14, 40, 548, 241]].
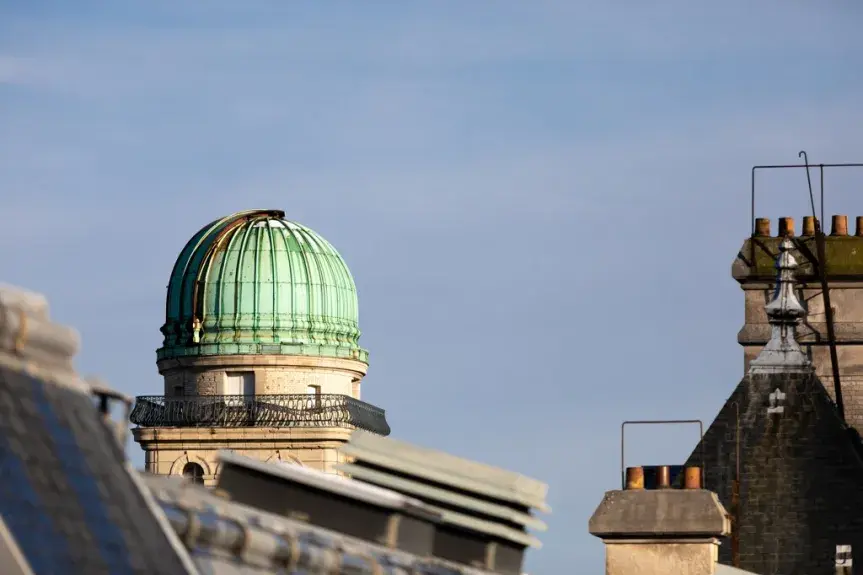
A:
[[215, 99, 863, 228], [4, 2, 859, 99], [2, 94, 856, 251], [0, 55, 48, 86]]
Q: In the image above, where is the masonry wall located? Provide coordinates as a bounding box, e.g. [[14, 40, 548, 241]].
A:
[[163, 366, 355, 396], [685, 371, 863, 575], [739, 283, 863, 431], [157, 354, 367, 398], [134, 427, 354, 486]]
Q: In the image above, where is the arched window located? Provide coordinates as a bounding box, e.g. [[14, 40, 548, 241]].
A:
[[182, 462, 205, 485]]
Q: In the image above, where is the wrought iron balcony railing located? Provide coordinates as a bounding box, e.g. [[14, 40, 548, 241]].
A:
[[129, 394, 391, 436]]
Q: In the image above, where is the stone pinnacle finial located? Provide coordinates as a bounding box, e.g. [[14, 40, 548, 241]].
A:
[[748, 238, 811, 374], [0, 284, 80, 372], [764, 238, 806, 322]]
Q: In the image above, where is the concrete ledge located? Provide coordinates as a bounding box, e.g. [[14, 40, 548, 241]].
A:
[[589, 490, 730, 539], [133, 426, 354, 445]]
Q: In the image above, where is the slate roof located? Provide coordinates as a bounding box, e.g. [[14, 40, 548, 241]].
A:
[[144, 472, 500, 575], [686, 369, 863, 574], [0, 285, 195, 575]]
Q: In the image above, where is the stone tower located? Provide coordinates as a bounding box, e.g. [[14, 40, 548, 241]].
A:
[[689, 238, 863, 574], [131, 209, 390, 485], [733, 214, 863, 432]]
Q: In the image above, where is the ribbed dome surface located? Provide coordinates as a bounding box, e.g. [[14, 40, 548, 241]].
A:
[[157, 210, 366, 362]]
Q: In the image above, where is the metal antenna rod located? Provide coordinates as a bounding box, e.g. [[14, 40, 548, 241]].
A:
[[800, 151, 818, 222], [799, 151, 844, 420]]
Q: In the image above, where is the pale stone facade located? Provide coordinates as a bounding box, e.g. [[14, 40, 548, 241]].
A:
[[602, 541, 721, 575], [133, 427, 354, 486], [134, 355, 368, 482], [157, 354, 367, 398]]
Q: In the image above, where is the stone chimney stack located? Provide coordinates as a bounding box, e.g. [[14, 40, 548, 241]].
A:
[[588, 466, 731, 575], [733, 213, 863, 431]]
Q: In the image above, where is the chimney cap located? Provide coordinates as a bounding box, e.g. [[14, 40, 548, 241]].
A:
[[589, 489, 730, 540]]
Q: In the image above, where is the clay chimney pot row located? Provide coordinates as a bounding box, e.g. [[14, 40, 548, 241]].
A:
[[755, 215, 863, 237]]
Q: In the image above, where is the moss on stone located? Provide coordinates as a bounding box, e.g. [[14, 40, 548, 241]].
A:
[[741, 236, 863, 278]]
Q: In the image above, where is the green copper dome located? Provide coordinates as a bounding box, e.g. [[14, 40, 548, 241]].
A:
[[157, 209, 367, 363]]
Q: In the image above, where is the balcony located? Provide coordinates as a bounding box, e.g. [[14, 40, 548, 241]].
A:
[[129, 394, 390, 436]]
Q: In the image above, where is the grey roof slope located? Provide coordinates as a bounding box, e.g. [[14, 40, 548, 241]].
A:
[[0, 284, 196, 575], [339, 431, 549, 513], [336, 430, 549, 574]]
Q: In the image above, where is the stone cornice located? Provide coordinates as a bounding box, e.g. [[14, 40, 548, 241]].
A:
[[739, 322, 863, 345], [132, 426, 354, 445], [738, 281, 863, 290], [157, 354, 368, 378]]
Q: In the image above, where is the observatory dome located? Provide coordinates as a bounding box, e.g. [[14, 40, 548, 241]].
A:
[[157, 210, 366, 363]]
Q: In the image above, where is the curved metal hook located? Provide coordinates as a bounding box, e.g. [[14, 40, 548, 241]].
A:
[[799, 150, 818, 221]]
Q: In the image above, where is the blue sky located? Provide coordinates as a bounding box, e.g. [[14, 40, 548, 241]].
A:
[[2, 1, 862, 572]]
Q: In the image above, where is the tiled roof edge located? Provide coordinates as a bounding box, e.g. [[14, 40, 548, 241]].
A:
[[343, 431, 550, 512]]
